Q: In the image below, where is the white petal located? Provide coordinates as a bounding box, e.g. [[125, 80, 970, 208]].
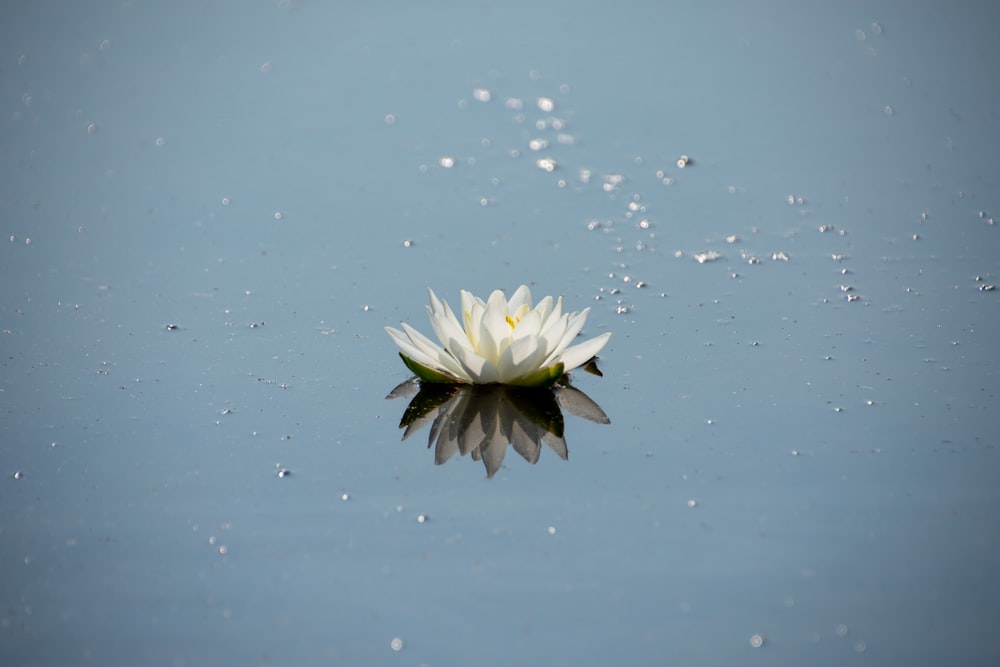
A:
[[463, 300, 486, 351], [532, 295, 555, 322], [543, 308, 589, 364], [386, 326, 461, 380], [397, 323, 473, 381], [538, 313, 569, 360], [427, 299, 474, 358], [511, 310, 543, 342], [538, 298, 568, 341], [507, 284, 533, 312], [554, 331, 612, 372], [498, 336, 549, 383], [481, 290, 512, 359], [451, 343, 498, 383]]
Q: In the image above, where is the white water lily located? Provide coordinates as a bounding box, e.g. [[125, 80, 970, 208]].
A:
[[385, 285, 611, 387]]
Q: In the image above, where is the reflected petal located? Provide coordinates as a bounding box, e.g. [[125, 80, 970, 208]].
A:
[[386, 379, 604, 477], [556, 383, 611, 424]]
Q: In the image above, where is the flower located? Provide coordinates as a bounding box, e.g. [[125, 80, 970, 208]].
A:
[[385, 285, 611, 387]]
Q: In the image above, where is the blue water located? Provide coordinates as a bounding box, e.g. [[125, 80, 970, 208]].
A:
[[2, 2, 999, 666]]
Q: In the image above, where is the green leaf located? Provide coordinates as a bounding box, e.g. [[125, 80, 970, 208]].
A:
[[399, 353, 463, 384], [508, 363, 565, 388]]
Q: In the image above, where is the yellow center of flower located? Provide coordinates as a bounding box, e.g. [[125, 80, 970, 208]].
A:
[[506, 315, 518, 329]]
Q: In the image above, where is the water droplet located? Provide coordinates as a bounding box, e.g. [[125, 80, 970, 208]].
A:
[[537, 96, 555, 112], [390, 638, 404, 651], [472, 87, 491, 102], [535, 157, 558, 172], [384, 113, 396, 125], [883, 105, 894, 116], [154, 136, 165, 147], [686, 499, 697, 508], [750, 633, 766, 648], [693, 250, 723, 264], [439, 156, 455, 168], [416, 514, 427, 523], [277, 468, 291, 478], [12, 471, 24, 480], [402, 239, 414, 247], [547, 526, 556, 535], [676, 155, 690, 168]]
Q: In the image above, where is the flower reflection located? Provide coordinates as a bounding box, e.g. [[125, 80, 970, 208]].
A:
[[386, 376, 610, 478]]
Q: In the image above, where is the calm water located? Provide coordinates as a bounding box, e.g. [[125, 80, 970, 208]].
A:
[[2, 2, 998, 666]]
